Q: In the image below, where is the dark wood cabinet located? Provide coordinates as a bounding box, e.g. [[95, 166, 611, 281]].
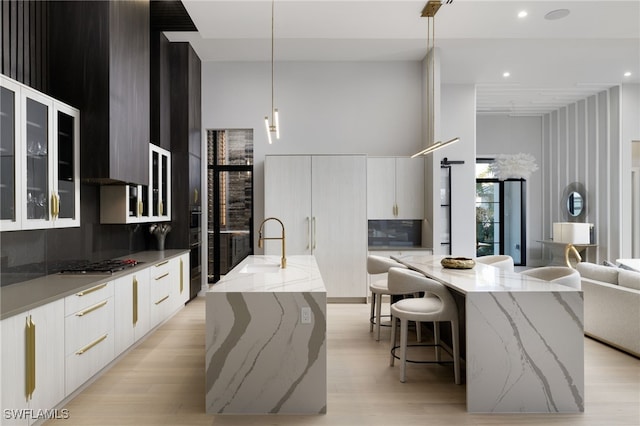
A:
[[49, 0, 150, 185]]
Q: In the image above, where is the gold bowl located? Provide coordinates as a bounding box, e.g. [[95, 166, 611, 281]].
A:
[[441, 257, 476, 269]]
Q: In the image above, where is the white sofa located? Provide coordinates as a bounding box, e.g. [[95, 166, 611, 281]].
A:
[[576, 262, 640, 357]]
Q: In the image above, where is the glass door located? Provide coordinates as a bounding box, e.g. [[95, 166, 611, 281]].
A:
[[150, 144, 170, 221], [0, 80, 21, 230], [23, 88, 53, 229], [53, 103, 80, 226]]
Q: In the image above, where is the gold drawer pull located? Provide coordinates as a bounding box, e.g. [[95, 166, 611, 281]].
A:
[[75, 300, 108, 317], [155, 295, 169, 305], [180, 259, 184, 293], [133, 277, 138, 326], [155, 260, 169, 267], [155, 272, 169, 281], [75, 283, 108, 297], [75, 334, 108, 355]]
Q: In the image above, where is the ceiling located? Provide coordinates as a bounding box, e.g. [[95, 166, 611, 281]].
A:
[[165, 0, 640, 115]]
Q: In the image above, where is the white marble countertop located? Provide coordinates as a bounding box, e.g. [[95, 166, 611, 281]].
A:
[[394, 254, 582, 294], [1, 249, 188, 320], [208, 255, 326, 293]]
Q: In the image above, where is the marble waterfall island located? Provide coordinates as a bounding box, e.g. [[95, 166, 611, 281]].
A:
[[206, 255, 326, 414]]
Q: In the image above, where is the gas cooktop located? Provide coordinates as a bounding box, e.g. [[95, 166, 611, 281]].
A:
[[58, 259, 140, 274]]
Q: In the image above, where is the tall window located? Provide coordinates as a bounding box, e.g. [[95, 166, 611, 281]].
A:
[[476, 159, 527, 265]]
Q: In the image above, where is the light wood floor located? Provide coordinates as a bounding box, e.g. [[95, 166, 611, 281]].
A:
[[47, 296, 640, 426]]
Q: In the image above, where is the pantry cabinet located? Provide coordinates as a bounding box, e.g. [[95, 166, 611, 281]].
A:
[[265, 155, 367, 299], [0, 300, 65, 426], [0, 76, 80, 232], [367, 157, 424, 220]]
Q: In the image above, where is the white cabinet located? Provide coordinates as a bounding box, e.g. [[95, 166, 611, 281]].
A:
[[0, 76, 80, 231], [1, 299, 65, 426], [149, 259, 173, 327], [367, 157, 424, 219], [265, 155, 367, 299], [114, 270, 151, 357], [100, 143, 170, 224], [64, 282, 114, 395], [173, 253, 190, 310]]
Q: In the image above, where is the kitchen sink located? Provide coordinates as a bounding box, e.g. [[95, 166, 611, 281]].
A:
[[239, 263, 282, 274]]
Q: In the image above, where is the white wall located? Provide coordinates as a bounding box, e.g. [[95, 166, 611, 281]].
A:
[[621, 84, 640, 257], [201, 61, 426, 250], [477, 115, 543, 265]]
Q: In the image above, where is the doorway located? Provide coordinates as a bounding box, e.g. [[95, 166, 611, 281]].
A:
[[207, 129, 254, 283], [476, 159, 527, 265]]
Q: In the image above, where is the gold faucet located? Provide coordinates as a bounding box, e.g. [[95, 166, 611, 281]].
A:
[[258, 217, 286, 268]]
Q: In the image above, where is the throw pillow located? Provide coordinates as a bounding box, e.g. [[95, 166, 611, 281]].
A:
[[618, 269, 640, 290], [603, 260, 617, 267]]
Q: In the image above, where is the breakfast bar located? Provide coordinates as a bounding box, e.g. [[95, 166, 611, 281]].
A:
[[205, 255, 327, 414], [394, 254, 584, 413]]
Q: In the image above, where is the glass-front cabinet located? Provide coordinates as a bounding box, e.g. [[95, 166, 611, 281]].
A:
[[0, 76, 80, 231], [100, 143, 170, 224]]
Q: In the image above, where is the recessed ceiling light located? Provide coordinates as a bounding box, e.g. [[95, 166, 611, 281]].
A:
[[545, 9, 570, 20], [503, 72, 511, 78], [518, 10, 528, 18], [624, 71, 632, 77]]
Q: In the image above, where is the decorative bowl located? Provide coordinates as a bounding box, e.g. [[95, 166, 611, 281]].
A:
[[441, 257, 476, 269]]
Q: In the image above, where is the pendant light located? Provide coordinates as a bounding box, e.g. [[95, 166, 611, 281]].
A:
[[412, 0, 458, 158], [265, 0, 280, 144]]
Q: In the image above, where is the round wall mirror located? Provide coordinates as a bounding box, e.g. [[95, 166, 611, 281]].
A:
[[567, 191, 583, 216], [562, 182, 587, 222]]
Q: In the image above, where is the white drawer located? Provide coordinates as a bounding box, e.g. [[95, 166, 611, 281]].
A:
[[149, 259, 172, 280], [65, 281, 114, 315], [65, 332, 114, 395], [65, 297, 114, 356]]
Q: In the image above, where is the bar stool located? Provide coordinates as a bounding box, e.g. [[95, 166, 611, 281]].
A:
[[388, 267, 461, 384], [474, 254, 514, 272], [520, 266, 581, 289], [367, 255, 409, 341]]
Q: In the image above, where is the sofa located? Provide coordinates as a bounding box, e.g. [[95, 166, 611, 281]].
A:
[[576, 262, 640, 357]]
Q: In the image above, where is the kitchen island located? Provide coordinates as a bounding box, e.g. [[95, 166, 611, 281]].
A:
[[394, 254, 584, 413], [206, 255, 327, 414]]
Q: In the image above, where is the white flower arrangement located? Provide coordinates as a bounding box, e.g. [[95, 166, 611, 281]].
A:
[[489, 153, 539, 180]]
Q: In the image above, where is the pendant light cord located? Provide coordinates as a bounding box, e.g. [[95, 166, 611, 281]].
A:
[[271, 0, 275, 117]]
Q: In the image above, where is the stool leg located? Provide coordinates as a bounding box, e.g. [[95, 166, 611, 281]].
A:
[[451, 320, 461, 385], [400, 318, 408, 383], [389, 315, 396, 366], [369, 292, 375, 332], [375, 293, 383, 341]]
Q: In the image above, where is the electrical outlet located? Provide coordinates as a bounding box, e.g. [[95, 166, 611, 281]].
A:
[[301, 307, 312, 324]]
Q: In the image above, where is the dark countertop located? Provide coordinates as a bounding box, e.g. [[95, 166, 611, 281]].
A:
[[0, 249, 189, 320]]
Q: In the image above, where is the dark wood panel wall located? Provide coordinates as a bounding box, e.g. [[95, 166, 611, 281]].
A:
[[1, 0, 49, 92]]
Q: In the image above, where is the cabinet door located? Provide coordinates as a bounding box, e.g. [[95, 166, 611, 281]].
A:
[[113, 274, 136, 356], [0, 78, 22, 231], [312, 156, 367, 298], [150, 144, 171, 221], [264, 156, 312, 255], [177, 253, 190, 306], [367, 157, 396, 219], [1, 300, 65, 426], [395, 157, 424, 219], [21, 88, 54, 230], [52, 102, 80, 227]]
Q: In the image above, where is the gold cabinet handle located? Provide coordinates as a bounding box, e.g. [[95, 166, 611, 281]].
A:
[[75, 334, 108, 355], [55, 193, 60, 218], [160, 201, 164, 216], [25, 315, 36, 400], [155, 260, 169, 267], [155, 272, 169, 281], [133, 277, 138, 326], [138, 200, 143, 217], [50, 193, 56, 218], [75, 283, 108, 297], [179, 259, 184, 294], [155, 295, 169, 305], [75, 300, 108, 317]]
